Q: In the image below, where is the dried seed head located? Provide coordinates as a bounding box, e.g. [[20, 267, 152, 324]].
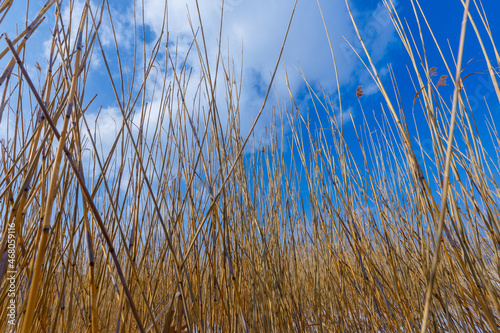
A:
[[429, 67, 437, 77], [356, 86, 363, 98], [436, 75, 448, 87]]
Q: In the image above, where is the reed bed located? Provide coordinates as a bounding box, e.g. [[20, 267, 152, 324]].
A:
[[1, 0, 499, 332]]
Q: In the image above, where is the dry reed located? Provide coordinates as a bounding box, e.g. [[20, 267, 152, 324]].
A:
[[0, 0, 499, 332]]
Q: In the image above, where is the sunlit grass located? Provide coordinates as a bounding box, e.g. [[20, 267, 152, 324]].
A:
[[0, 0, 499, 332]]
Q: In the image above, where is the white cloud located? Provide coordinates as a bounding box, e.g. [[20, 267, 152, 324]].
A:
[[135, 0, 399, 136], [1, 0, 400, 161]]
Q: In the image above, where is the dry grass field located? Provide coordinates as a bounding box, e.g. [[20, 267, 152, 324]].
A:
[[1, 0, 499, 332]]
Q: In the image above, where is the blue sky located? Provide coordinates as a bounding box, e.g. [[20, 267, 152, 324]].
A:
[[1, 0, 400, 141], [1, 0, 499, 196]]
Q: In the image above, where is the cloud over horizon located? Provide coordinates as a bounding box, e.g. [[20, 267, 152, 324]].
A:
[[135, 0, 399, 132], [0, 0, 400, 151]]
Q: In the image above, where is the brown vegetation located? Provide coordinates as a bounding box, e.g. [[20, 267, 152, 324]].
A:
[[0, 0, 499, 332]]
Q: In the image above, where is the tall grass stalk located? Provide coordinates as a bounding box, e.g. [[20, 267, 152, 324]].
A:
[[0, 0, 499, 332]]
